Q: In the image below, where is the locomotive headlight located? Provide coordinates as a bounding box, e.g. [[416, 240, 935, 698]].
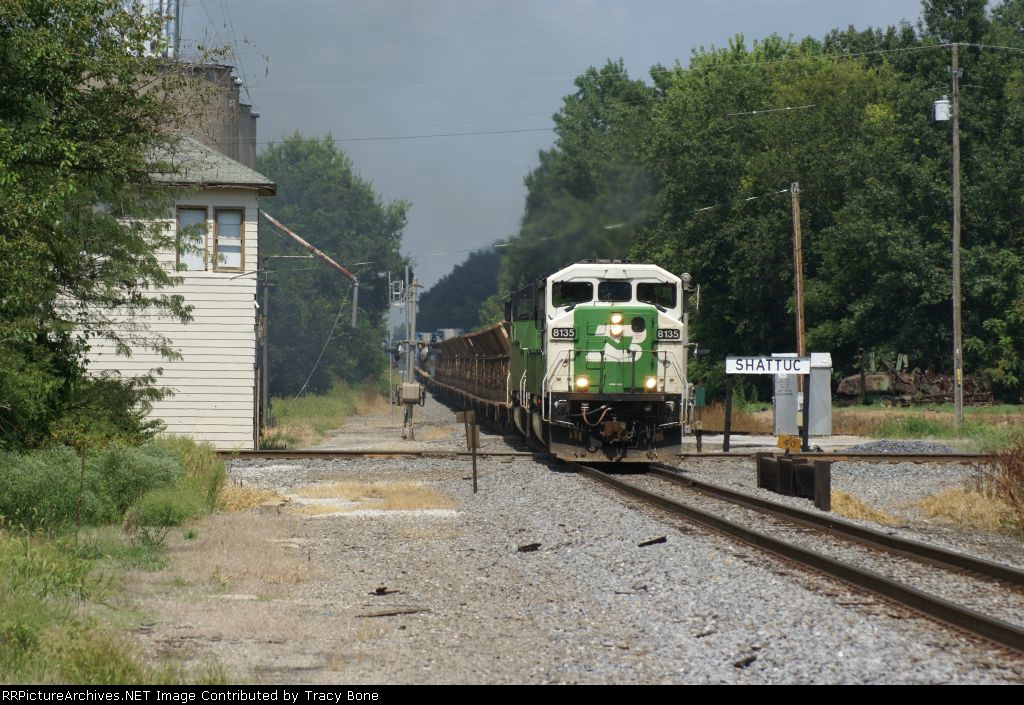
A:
[[575, 375, 590, 391], [609, 312, 624, 338], [644, 376, 658, 391]]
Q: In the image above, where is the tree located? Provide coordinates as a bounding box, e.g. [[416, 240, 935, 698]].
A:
[[492, 1, 1024, 400], [0, 0, 200, 448], [418, 248, 501, 331], [256, 134, 408, 395], [496, 60, 657, 295]]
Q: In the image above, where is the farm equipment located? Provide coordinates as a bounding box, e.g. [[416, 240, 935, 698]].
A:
[[836, 352, 993, 407]]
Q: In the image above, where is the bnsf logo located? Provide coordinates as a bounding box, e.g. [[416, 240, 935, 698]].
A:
[[657, 329, 681, 340], [551, 327, 576, 339]]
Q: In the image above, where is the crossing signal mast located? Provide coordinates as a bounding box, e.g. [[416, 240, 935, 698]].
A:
[[390, 267, 425, 440]]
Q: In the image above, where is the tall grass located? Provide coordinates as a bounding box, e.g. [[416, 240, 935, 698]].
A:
[[263, 381, 386, 449], [979, 433, 1024, 535], [0, 438, 227, 682], [0, 444, 181, 530], [695, 402, 1020, 452]]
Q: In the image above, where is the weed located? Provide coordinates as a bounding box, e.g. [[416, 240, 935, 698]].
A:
[[977, 433, 1024, 534], [125, 487, 205, 546], [216, 483, 284, 512], [266, 381, 384, 448], [831, 490, 900, 526], [915, 487, 1014, 532]]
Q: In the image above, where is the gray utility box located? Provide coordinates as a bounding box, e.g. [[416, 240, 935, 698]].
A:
[[808, 352, 832, 436], [400, 383, 422, 404], [772, 353, 799, 436]]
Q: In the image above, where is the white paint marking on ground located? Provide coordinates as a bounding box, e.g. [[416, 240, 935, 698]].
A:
[[304, 508, 459, 519]]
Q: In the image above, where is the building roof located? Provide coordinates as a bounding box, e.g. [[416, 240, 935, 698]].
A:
[[150, 135, 276, 196]]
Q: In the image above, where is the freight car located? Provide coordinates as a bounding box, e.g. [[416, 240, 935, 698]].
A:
[[420, 261, 694, 462]]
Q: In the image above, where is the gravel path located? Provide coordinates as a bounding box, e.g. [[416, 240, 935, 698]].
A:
[[131, 396, 1024, 683]]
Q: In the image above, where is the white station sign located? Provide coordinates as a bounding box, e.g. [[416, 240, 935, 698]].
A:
[[725, 356, 811, 375]]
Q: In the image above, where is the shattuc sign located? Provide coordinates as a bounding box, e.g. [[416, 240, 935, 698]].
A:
[[725, 356, 811, 375]]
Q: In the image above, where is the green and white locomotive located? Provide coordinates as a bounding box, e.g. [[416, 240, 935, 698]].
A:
[[506, 260, 693, 462], [424, 260, 693, 463]]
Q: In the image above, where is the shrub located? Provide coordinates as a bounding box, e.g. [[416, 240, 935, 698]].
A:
[[152, 437, 225, 509], [125, 487, 205, 546], [979, 433, 1024, 535], [0, 443, 184, 531]]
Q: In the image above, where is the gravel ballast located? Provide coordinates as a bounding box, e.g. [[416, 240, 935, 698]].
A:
[[136, 397, 1024, 683]]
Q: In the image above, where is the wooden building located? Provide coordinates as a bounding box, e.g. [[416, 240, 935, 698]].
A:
[[87, 136, 276, 449]]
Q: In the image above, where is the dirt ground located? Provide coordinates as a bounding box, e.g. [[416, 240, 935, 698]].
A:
[[125, 400, 517, 683]]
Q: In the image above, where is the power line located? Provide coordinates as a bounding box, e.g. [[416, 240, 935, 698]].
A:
[[690, 188, 790, 214], [727, 104, 816, 117], [960, 42, 1024, 55], [257, 127, 553, 146], [217, 0, 254, 106]]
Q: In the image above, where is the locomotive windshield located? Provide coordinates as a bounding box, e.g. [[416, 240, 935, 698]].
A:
[[552, 281, 592, 308], [637, 282, 676, 308], [597, 280, 632, 302]]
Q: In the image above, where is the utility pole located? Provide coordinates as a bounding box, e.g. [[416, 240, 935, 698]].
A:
[[791, 182, 807, 400], [261, 261, 272, 432], [951, 44, 964, 427]]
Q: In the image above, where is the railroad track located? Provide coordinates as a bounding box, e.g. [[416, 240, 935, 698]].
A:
[[217, 448, 537, 460], [224, 448, 989, 464], [678, 451, 988, 463], [576, 462, 1024, 654]]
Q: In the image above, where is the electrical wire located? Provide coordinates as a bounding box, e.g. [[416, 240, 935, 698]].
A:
[[294, 286, 352, 397]]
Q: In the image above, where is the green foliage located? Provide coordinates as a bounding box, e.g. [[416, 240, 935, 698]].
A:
[[0, 0, 207, 449], [0, 435, 226, 682], [494, 1, 1024, 401], [256, 134, 409, 395], [496, 60, 658, 297], [870, 412, 1014, 451], [125, 487, 204, 546], [0, 444, 182, 530], [0, 437, 222, 532], [152, 436, 226, 510], [0, 529, 226, 683], [419, 248, 501, 331]]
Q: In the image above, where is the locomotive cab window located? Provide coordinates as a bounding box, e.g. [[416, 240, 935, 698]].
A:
[[513, 289, 534, 321], [597, 280, 632, 302], [552, 281, 592, 308], [637, 282, 676, 309]]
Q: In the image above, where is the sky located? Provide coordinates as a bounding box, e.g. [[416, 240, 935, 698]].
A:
[[180, 0, 927, 289]]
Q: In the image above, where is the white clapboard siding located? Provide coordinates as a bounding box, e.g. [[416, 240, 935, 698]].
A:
[[161, 431, 257, 448], [87, 187, 264, 449], [85, 365, 253, 377], [149, 401, 253, 412]]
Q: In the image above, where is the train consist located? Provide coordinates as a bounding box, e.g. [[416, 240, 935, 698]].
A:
[[419, 261, 695, 462]]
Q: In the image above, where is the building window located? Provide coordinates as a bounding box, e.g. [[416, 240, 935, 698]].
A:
[[214, 208, 244, 271], [176, 207, 207, 271]]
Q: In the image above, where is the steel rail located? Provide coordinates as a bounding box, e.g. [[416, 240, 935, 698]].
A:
[[225, 448, 987, 463], [219, 448, 537, 460], [677, 452, 987, 464], [649, 464, 1024, 587], [576, 463, 1024, 654]]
